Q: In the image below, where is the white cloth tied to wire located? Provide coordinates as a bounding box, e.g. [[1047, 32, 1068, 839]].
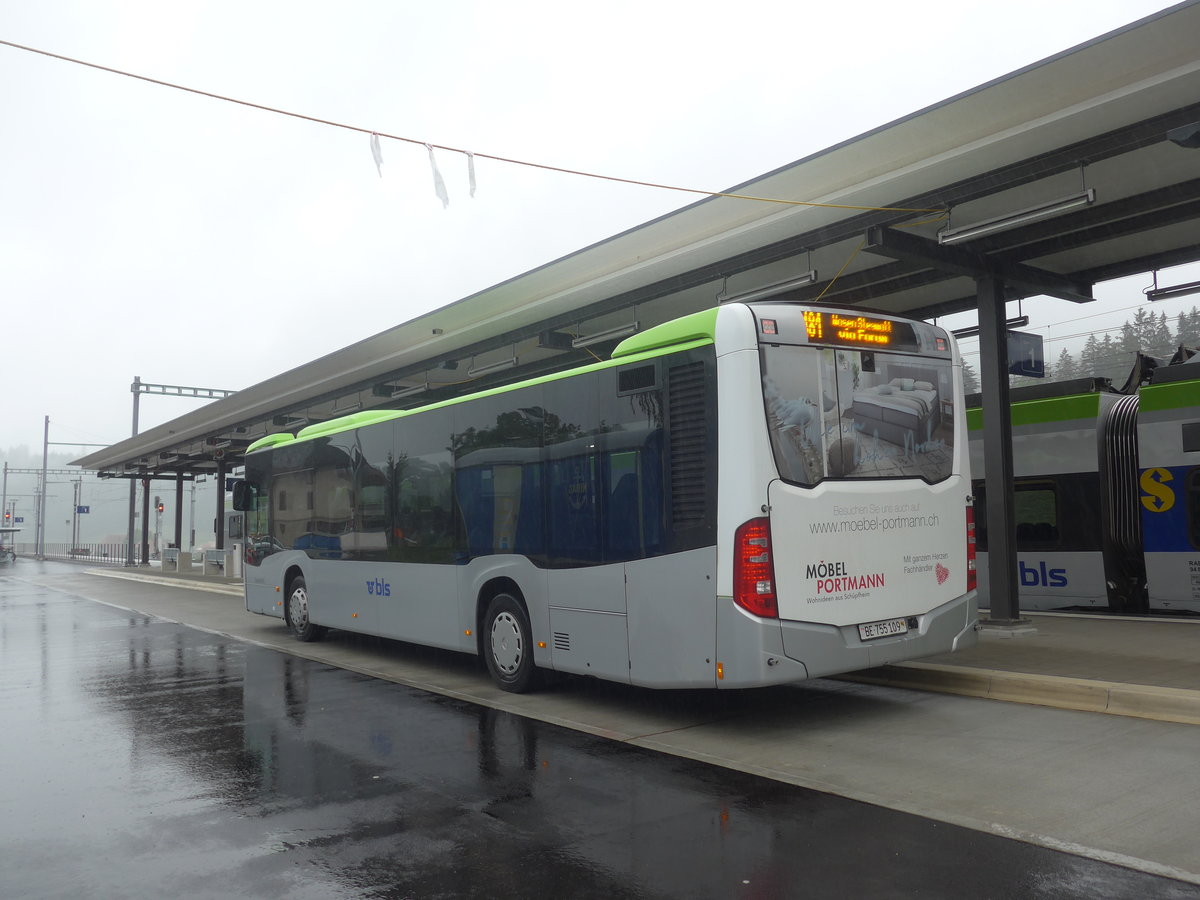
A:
[[370, 133, 383, 177], [369, 134, 473, 205], [426, 143, 449, 208]]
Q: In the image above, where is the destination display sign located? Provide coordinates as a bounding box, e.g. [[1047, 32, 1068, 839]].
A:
[[801, 310, 922, 352], [754, 305, 952, 356]]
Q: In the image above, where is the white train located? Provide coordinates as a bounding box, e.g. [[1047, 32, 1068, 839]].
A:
[[969, 352, 1199, 615]]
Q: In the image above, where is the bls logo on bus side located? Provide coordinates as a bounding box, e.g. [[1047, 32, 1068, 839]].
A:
[[366, 578, 392, 597]]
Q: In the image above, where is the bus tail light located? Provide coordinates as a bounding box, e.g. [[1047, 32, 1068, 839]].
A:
[[966, 507, 977, 592], [734, 517, 778, 619]]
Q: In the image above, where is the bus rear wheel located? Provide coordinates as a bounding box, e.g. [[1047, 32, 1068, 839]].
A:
[[286, 575, 326, 643], [483, 593, 538, 693]]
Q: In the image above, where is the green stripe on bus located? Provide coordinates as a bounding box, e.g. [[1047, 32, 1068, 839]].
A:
[[296, 409, 404, 440], [612, 308, 719, 358], [966, 392, 1101, 430], [1139, 378, 1200, 413], [246, 432, 297, 453]]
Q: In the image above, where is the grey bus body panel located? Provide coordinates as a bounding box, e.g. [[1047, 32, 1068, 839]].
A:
[[627, 546, 717, 688]]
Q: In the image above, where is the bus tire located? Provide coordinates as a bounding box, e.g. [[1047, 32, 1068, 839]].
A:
[[286, 575, 326, 643], [483, 593, 538, 693]]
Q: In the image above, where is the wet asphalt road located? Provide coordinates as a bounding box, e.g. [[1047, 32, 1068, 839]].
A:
[[2, 570, 1197, 900]]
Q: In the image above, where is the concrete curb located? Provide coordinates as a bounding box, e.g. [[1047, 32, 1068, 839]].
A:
[[842, 661, 1200, 726], [85, 567, 244, 597]]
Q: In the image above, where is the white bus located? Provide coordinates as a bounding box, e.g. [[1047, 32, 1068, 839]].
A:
[[234, 302, 977, 691]]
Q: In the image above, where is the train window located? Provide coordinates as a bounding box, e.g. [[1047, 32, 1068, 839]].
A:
[[1184, 423, 1200, 454], [1014, 480, 1059, 546], [972, 474, 1100, 553]]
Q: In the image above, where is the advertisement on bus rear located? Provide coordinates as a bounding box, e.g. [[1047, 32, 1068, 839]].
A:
[[769, 482, 969, 627]]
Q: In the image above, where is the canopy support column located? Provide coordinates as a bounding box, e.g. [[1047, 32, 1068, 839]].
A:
[[140, 477, 151, 566], [215, 461, 227, 551], [174, 474, 185, 550], [976, 276, 1031, 629]]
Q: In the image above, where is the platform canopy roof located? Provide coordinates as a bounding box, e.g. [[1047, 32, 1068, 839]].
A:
[[76, 1, 1200, 479]]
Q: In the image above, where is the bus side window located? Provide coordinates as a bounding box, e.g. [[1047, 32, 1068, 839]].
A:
[[272, 469, 313, 550], [247, 482, 269, 536], [395, 408, 456, 564], [607, 451, 641, 557], [547, 450, 600, 565], [397, 457, 456, 563], [454, 466, 491, 557], [605, 439, 663, 560]]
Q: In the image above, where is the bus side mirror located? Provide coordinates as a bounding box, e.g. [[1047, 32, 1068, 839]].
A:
[[231, 480, 250, 511]]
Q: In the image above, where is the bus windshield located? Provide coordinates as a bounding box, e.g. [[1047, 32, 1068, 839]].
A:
[[761, 344, 955, 485]]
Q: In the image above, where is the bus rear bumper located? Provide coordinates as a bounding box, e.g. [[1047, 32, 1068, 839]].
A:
[[779, 591, 977, 680], [714, 598, 809, 688]]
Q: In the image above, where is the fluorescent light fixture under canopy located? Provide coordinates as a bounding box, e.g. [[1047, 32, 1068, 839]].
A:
[[1144, 276, 1200, 302], [571, 322, 639, 349], [717, 270, 818, 304], [390, 383, 429, 400], [467, 355, 518, 378], [939, 189, 1095, 245], [951, 315, 1030, 339]]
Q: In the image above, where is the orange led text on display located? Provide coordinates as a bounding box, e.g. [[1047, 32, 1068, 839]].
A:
[[828, 313, 893, 345]]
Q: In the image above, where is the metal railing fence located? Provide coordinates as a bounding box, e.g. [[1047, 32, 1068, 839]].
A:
[[13, 542, 129, 565]]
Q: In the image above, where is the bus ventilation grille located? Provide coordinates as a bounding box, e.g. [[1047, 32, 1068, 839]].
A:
[[668, 361, 708, 526], [553, 632, 571, 652]]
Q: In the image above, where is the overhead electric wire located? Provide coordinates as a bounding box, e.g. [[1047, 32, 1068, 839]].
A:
[[0, 37, 942, 216]]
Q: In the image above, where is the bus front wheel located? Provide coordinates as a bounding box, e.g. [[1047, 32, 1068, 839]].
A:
[[483, 593, 538, 693], [286, 575, 327, 643]]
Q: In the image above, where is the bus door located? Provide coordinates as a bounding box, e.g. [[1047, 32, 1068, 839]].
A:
[[544, 436, 630, 683]]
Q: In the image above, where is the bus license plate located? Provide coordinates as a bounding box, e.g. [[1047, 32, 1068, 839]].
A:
[[858, 618, 908, 641]]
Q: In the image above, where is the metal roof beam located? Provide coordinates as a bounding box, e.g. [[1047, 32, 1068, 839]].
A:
[[919, 102, 1200, 208], [864, 226, 1094, 304], [1073, 243, 1200, 288], [644, 101, 1200, 286], [834, 181, 1200, 310], [904, 242, 1200, 322]]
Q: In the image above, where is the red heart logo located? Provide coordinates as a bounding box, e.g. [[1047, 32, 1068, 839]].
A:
[[936, 563, 949, 585]]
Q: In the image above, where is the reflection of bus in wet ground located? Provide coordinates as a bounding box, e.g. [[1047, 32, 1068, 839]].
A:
[[235, 650, 921, 897], [241, 648, 540, 807], [235, 302, 978, 692], [969, 350, 1200, 616]]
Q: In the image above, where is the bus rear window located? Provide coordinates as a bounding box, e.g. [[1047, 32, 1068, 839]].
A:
[[761, 345, 955, 485]]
